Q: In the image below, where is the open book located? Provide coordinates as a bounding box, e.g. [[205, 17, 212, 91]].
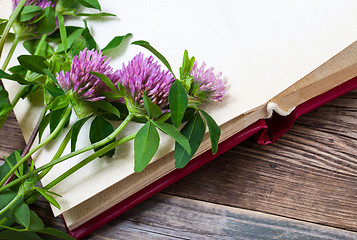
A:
[[1, 0, 357, 238]]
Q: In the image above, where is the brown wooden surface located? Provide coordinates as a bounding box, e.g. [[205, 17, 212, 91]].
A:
[[1, 89, 356, 239]]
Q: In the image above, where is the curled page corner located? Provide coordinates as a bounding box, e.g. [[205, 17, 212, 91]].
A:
[[266, 102, 296, 118]]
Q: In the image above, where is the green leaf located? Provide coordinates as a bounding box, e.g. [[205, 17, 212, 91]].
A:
[[132, 40, 174, 74], [8, 65, 26, 75], [134, 121, 160, 172], [143, 93, 162, 118], [49, 105, 71, 139], [37, 227, 75, 240], [71, 117, 89, 152], [3, 157, 20, 179], [70, 35, 87, 57], [47, 95, 70, 112], [0, 190, 17, 209], [78, 0, 101, 11], [0, 154, 13, 180], [174, 112, 205, 168], [90, 100, 120, 118], [42, 69, 59, 85], [23, 39, 54, 58], [82, 20, 97, 50], [75, 12, 116, 17], [117, 82, 127, 96], [89, 116, 115, 157], [101, 91, 123, 101], [17, 55, 48, 74], [169, 80, 188, 128], [1, 151, 28, 181], [0, 230, 41, 240], [101, 102, 129, 121], [15, 85, 39, 101], [20, 5, 42, 22], [180, 49, 195, 79], [38, 112, 51, 142], [102, 34, 132, 52], [199, 109, 220, 154], [56, 28, 84, 52], [14, 150, 22, 176], [61, 0, 80, 10], [37, 7, 56, 34], [47, 26, 81, 43], [152, 121, 191, 154], [43, 85, 65, 98], [57, 12, 67, 52], [5, 197, 31, 229], [28, 210, 44, 231], [71, 98, 93, 119], [0, 70, 32, 85], [50, 108, 66, 133], [34, 187, 61, 210], [90, 71, 119, 94], [0, 85, 9, 106], [0, 22, 7, 36]]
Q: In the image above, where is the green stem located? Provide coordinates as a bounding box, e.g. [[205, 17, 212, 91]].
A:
[[26, 133, 136, 204], [10, 85, 28, 114], [28, 108, 47, 172], [8, 33, 47, 114], [3, 107, 46, 186], [36, 127, 72, 180], [0, 105, 72, 187], [45, 133, 136, 190], [0, 33, 48, 130], [0, 0, 27, 57], [0, 217, 7, 225], [34, 33, 47, 55], [0, 224, 28, 232], [0, 194, 20, 216], [1, 113, 133, 192], [1, 34, 20, 71]]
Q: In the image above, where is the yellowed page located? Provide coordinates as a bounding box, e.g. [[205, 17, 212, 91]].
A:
[[1, 0, 357, 217]]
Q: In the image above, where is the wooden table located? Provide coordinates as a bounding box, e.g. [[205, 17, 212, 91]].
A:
[[0, 89, 356, 239]]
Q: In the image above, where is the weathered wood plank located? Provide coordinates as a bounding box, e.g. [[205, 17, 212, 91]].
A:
[[163, 89, 357, 231], [31, 193, 357, 240], [0, 112, 25, 159]]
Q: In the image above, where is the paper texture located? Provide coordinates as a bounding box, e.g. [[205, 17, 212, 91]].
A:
[[1, 0, 357, 216]]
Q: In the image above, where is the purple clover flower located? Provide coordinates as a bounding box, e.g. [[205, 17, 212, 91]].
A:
[[13, 0, 56, 10], [57, 48, 120, 102], [189, 61, 226, 103], [118, 53, 175, 109]]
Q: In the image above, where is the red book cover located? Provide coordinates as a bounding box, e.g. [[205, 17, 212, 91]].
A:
[[66, 77, 357, 239]]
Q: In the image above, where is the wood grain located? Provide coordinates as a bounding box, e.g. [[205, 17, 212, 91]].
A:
[[30, 193, 357, 240], [0, 90, 356, 239], [0, 112, 25, 159], [163, 89, 357, 231]]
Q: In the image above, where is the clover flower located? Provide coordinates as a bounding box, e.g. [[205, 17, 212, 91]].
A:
[[57, 48, 120, 102], [13, 0, 56, 11], [188, 61, 226, 104], [118, 53, 174, 109]]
